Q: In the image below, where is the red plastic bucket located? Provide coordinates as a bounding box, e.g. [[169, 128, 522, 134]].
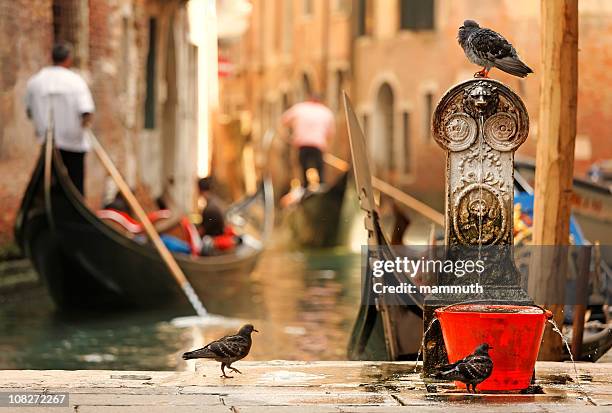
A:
[[435, 304, 552, 391]]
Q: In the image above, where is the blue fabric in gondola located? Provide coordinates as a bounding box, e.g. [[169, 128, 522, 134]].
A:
[[159, 234, 191, 254], [514, 192, 587, 245]]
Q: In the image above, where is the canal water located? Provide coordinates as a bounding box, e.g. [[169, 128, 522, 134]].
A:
[[0, 245, 362, 371]]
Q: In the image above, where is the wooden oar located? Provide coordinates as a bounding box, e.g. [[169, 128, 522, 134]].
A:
[[44, 94, 59, 230], [323, 152, 444, 226], [87, 130, 208, 317], [370, 177, 444, 227], [43, 120, 55, 229], [322, 152, 350, 172]]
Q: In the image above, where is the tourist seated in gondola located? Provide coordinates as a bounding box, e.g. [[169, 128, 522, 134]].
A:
[[197, 177, 242, 256], [96, 178, 242, 256], [96, 189, 185, 248]]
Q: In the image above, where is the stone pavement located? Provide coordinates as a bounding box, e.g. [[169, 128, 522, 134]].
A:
[[0, 361, 610, 412]]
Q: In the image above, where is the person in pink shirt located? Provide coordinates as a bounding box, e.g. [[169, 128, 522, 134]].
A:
[[281, 93, 335, 187]]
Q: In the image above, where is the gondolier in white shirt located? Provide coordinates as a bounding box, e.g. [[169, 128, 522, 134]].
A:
[[25, 42, 95, 195]]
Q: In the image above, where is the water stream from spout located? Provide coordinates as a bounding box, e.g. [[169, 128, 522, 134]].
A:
[[477, 114, 485, 264], [414, 317, 440, 372], [547, 318, 594, 404]]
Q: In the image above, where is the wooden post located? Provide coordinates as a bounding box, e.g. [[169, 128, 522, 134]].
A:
[[571, 246, 591, 360], [528, 0, 578, 360]]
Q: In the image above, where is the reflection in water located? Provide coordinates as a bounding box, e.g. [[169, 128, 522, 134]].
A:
[[0, 288, 191, 370], [246, 249, 361, 360], [0, 245, 361, 370]]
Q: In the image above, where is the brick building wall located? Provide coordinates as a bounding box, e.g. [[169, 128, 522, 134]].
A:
[[0, 0, 198, 248], [352, 0, 612, 209], [0, 0, 53, 246], [217, 0, 353, 196], [87, 0, 145, 199], [220, 0, 612, 212]]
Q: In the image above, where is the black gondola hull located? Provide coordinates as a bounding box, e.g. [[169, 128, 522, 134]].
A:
[[15, 146, 268, 311], [285, 172, 350, 248]]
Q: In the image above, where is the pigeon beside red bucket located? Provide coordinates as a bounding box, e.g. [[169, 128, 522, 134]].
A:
[[435, 304, 553, 391]]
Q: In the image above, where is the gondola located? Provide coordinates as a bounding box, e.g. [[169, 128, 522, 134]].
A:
[[344, 95, 425, 361], [343, 94, 611, 362], [515, 158, 612, 246], [284, 171, 351, 248], [14, 140, 274, 311]]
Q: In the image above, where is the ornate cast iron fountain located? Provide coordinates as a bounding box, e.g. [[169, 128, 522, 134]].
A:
[[423, 78, 532, 374]]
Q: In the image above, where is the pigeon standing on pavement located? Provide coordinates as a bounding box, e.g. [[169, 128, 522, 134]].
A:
[[458, 20, 533, 78], [182, 324, 258, 378], [433, 343, 494, 393]]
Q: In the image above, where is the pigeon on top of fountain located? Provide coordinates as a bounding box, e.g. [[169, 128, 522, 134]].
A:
[[433, 343, 494, 393], [182, 324, 258, 378], [458, 20, 533, 79]]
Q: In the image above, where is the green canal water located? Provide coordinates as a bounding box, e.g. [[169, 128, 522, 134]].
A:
[[0, 247, 362, 371]]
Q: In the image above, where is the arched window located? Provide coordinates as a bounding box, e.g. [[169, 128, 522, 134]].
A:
[[299, 73, 313, 101], [402, 111, 411, 174], [423, 91, 434, 142], [331, 69, 345, 112], [373, 83, 395, 171], [281, 92, 291, 112]]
